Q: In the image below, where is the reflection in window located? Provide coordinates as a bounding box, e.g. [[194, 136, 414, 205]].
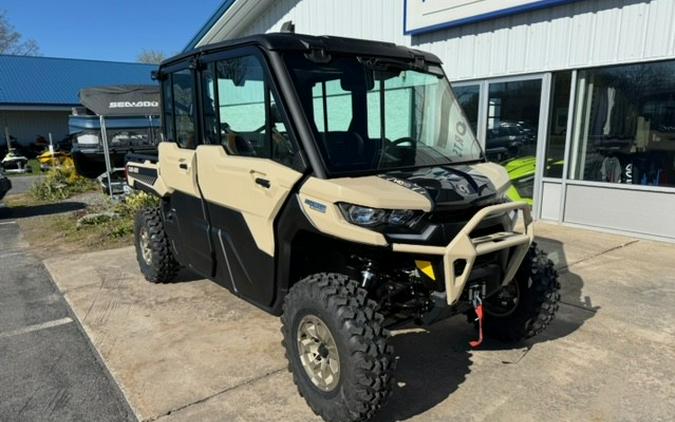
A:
[[571, 61, 675, 187], [486, 80, 541, 163], [172, 69, 196, 148], [162, 76, 174, 141], [486, 79, 542, 205], [213, 55, 301, 168], [313, 80, 352, 132], [452, 84, 480, 135], [544, 72, 571, 178]]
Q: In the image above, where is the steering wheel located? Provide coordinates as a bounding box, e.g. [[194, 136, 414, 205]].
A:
[[379, 136, 417, 163], [387, 137, 417, 148]]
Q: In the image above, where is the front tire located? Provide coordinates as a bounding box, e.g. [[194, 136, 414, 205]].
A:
[[134, 206, 179, 283], [482, 244, 561, 342], [281, 273, 395, 422]]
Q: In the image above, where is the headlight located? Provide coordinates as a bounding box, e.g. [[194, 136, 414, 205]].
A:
[[339, 203, 421, 228]]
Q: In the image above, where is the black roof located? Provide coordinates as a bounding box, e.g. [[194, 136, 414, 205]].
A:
[[162, 33, 442, 68]]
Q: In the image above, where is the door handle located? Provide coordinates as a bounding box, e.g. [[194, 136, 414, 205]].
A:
[[179, 163, 188, 170], [255, 177, 271, 189]]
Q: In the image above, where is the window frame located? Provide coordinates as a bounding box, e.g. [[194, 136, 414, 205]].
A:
[[161, 61, 200, 149], [198, 46, 306, 170]]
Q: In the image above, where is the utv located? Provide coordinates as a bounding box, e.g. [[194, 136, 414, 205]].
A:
[[127, 33, 560, 422]]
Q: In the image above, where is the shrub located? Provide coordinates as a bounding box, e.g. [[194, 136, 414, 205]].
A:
[[30, 167, 96, 201], [99, 191, 160, 238]]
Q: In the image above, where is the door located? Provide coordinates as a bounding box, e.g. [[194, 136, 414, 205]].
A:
[[484, 76, 550, 207], [196, 52, 305, 306], [158, 66, 213, 276]]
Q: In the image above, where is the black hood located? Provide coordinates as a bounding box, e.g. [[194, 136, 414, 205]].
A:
[[379, 165, 498, 208]]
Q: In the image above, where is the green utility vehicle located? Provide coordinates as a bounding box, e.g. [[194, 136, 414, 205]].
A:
[[127, 33, 560, 422]]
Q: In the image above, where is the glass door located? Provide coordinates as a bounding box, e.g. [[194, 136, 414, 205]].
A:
[[484, 76, 550, 207]]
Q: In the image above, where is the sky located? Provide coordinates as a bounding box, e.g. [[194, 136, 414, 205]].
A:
[[1, 0, 223, 62]]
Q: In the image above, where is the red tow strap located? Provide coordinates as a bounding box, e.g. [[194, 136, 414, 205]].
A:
[[469, 303, 484, 349]]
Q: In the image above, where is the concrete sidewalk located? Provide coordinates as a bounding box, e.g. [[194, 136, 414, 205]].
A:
[[43, 222, 675, 422]]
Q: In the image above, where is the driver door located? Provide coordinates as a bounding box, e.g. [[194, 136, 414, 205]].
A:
[[196, 51, 304, 307]]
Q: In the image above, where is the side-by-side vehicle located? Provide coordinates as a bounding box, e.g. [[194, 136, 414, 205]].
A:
[[127, 33, 560, 422]]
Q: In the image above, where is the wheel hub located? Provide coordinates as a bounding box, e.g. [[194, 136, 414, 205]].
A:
[[296, 315, 340, 392], [484, 281, 521, 317], [140, 228, 152, 265]]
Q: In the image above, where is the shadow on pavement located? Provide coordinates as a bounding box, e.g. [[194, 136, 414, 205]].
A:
[[375, 236, 597, 421], [374, 323, 473, 422], [173, 268, 204, 283], [0, 201, 86, 220]]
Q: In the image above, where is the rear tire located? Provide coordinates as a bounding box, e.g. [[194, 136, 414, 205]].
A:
[[281, 273, 395, 422], [134, 206, 179, 283], [482, 244, 560, 342]]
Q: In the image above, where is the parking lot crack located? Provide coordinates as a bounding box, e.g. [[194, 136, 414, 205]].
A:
[[145, 366, 287, 422], [558, 239, 640, 273]]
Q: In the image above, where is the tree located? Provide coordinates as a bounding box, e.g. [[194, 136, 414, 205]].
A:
[[0, 10, 40, 56], [137, 49, 166, 64]]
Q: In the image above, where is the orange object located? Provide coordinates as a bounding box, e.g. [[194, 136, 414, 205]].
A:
[[469, 304, 484, 349]]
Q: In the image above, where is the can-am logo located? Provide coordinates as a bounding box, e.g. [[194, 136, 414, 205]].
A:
[[109, 101, 158, 108]]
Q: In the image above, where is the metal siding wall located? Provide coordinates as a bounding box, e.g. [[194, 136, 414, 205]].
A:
[[564, 184, 675, 240], [0, 110, 70, 145], [236, 0, 675, 81]]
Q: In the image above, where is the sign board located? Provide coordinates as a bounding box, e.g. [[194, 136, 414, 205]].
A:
[[404, 0, 579, 35]]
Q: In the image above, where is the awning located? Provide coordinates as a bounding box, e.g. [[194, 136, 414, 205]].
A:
[[79, 85, 160, 117]]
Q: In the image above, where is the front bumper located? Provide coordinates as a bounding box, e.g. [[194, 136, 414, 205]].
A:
[[392, 202, 533, 305]]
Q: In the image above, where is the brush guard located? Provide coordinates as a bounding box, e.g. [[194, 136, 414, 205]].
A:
[[392, 202, 533, 305]]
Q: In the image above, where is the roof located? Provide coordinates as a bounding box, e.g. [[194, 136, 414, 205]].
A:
[[0, 55, 157, 107], [169, 33, 442, 68], [184, 0, 236, 52]]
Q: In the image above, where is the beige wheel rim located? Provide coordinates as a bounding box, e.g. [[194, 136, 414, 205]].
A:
[[140, 228, 152, 265], [296, 314, 340, 392]]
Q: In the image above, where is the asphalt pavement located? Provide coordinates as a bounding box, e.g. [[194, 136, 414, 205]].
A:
[[5, 175, 45, 195], [0, 221, 135, 422]]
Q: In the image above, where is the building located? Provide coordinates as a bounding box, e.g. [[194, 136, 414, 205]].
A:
[[0, 55, 156, 152], [186, 0, 675, 242]]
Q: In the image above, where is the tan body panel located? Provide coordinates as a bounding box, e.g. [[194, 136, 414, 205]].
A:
[[301, 176, 433, 212], [195, 145, 303, 256], [472, 162, 511, 196], [158, 142, 200, 197], [127, 160, 171, 197], [297, 175, 432, 247]]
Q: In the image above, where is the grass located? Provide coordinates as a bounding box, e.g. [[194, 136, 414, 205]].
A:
[[11, 191, 159, 260], [4, 192, 49, 208], [30, 166, 96, 201]]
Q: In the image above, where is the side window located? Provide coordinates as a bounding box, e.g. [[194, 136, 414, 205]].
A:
[[202, 63, 219, 145], [213, 54, 303, 169], [172, 69, 196, 149], [161, 77, 174, 142]]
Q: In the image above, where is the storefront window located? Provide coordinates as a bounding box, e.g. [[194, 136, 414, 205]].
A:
[[570, 61, 675, 188], [544, 72, 571, 178], [452, 84, 479, 135], [485, 79, 542, 204]]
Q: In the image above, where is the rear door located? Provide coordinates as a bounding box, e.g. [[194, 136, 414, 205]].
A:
[[196, 50, 305, 306], [158, 65, 213, 276]]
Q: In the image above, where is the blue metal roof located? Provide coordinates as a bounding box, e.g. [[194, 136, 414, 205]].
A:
[[0, 55, 157, 107]]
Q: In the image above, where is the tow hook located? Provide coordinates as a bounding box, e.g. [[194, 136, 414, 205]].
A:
[[469, 283, 486, 349]]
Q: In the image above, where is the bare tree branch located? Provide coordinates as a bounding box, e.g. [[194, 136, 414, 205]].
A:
[[0, 10, 40, 56], [137, 49, 166, 64]]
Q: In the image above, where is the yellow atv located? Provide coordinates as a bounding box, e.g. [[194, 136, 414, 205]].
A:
[[127, 34, 560, 422]]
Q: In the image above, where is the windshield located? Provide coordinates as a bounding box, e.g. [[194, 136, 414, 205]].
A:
[[285, 54, 483, 175]]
